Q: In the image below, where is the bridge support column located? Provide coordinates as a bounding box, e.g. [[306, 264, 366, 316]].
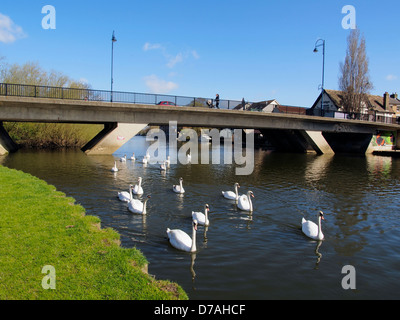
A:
[[0, 122, 19, 155], [302, 131, 334, 155], [82, 122, 148, 155]]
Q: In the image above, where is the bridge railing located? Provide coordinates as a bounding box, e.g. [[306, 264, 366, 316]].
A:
[[0, 82, 244, 110], [0, 82, 398, 124]]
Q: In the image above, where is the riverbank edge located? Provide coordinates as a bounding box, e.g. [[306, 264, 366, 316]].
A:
[[0, 165, 188, 300]]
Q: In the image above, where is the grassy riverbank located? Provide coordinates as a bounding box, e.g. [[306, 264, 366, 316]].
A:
[[3, 123, 103, 149], [0, 165, 188, 300]]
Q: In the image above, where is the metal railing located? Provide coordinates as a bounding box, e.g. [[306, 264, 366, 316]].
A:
[[0, 82, 398, 124], [0, 82, 244, 110]]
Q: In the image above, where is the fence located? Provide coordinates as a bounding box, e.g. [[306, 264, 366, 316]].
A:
[[0, 82, 243, 110], [0, 82, 398, 124]]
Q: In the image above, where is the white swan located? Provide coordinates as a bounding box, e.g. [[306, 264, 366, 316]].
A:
[[111, 161, 119, 172], [237, 190, 254, 212], [165, 156, 171, 167], [160, 161, 166, 171], [130, 153, 136, 161], [128, 195, 151, 215], [145, 151, 150, 160], [142, 157, 148, 164], [173, 177, 185, 194], [302, 211, 325, 240], [192, 204, 210, 226], [222, 183, 240, 201], [120, 155, 127, 162], [118, 184, 133, 202], [132, 177, 144, 195], [167, 220, 198, 253]]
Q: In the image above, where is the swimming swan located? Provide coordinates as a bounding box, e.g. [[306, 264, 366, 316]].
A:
[[132, 177, 144, 195], [128, 195, 151, 215], [192, 204, 210, 226], [120, 155, 127, 162], [111, 161, 119, 172], [118, 184, 133, 202], [237, 190, 254, 212], [167, 220, 198, 252], [302, 211, 325, 240], [173, 177, 185, 194], [222, 183, 240, 201]]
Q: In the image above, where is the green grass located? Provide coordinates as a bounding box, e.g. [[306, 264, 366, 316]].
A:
[[0, 166, 188, 300], [3, 123, 103, 149]]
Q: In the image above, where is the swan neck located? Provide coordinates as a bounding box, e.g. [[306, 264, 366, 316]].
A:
[[191, 225, 197, 252], [143, 199, 149, 213], [318, 216, 322, 236], [248, 193, 253, 211]]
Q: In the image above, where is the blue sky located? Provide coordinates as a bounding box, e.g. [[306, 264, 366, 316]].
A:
[[0, 0, 399, 107]]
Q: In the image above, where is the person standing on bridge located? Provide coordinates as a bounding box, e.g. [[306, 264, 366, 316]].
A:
[[215, 94, 220, 109]]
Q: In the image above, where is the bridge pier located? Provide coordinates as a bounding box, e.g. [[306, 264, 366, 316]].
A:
[[82, 122, 148, 155], [260, 129, 377, 155], [0, 122, 19, 155]]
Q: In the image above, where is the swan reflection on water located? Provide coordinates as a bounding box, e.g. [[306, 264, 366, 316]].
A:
[[314, 240, 323, 269]]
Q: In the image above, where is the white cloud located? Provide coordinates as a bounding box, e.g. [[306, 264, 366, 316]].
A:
[[0, 13, 26, 43], [143, 42, 199, 69], [144, 75, 178, 94], [191, 50, 200, 59], [386, 74, 398, 81], [143, 42, 162, 51], [166, 53, 183, 68]]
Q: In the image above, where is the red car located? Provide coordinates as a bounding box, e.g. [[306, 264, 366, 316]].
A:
[[157, 101, 176, 106]]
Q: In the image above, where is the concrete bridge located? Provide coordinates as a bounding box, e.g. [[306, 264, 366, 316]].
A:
[[1, 95, 399, 155]]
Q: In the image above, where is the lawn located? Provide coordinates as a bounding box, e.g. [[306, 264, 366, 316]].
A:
[[0, 165, 188, 300]]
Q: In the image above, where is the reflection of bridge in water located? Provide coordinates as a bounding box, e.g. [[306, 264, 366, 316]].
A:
[[1, 83, 399, 156]]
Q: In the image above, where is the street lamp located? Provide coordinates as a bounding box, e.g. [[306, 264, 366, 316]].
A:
[[313, 39, 325, 116], [111, 30, 117, 102]]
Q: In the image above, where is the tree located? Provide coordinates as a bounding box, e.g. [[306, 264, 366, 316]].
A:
[[338, 29, 373, 113]]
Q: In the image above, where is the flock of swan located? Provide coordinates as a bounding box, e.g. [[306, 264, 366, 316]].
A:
[[112, 152, 326, 254]]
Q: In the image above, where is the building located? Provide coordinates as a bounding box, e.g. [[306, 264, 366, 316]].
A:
[[234, 99, 307, 115], [309, 89, 399, 123]]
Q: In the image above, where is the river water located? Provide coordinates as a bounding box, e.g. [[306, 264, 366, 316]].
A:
[[2, 136, 400, 300]]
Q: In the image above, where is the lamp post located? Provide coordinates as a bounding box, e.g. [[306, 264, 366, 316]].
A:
[[111, 31, 117, 102], [313, 39, 325, 116]]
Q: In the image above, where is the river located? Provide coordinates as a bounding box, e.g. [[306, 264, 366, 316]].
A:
[[2, 136, 400, 300]]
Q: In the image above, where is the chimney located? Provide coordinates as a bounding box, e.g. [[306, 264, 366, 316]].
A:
[[383, 92, 390, 110]]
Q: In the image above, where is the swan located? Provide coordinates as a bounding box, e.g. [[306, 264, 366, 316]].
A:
[[222, 183, 240, 201], [192, 204, 210, 226], [165, 156, 171, 167], [132, 177, 144, 195], [118, 184, 133, 202], [142, 157, 148, 164], [237, 190, 254, 212], [160, 161, 166, 171], [145, 151, 150, 160], [173, 177, 185, 194], [302, 211, 325, 240], [130, 153, 136, 161], [111, 161, 119, 172], [128, 195, 151, 215], [120, 155, 127, 162], [167, 220, 198, 252]]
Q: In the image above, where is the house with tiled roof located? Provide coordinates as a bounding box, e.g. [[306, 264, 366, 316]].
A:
[[309, 89, 399, 123], [233, 99, 279, 111], [233, 99, 307, 115]]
